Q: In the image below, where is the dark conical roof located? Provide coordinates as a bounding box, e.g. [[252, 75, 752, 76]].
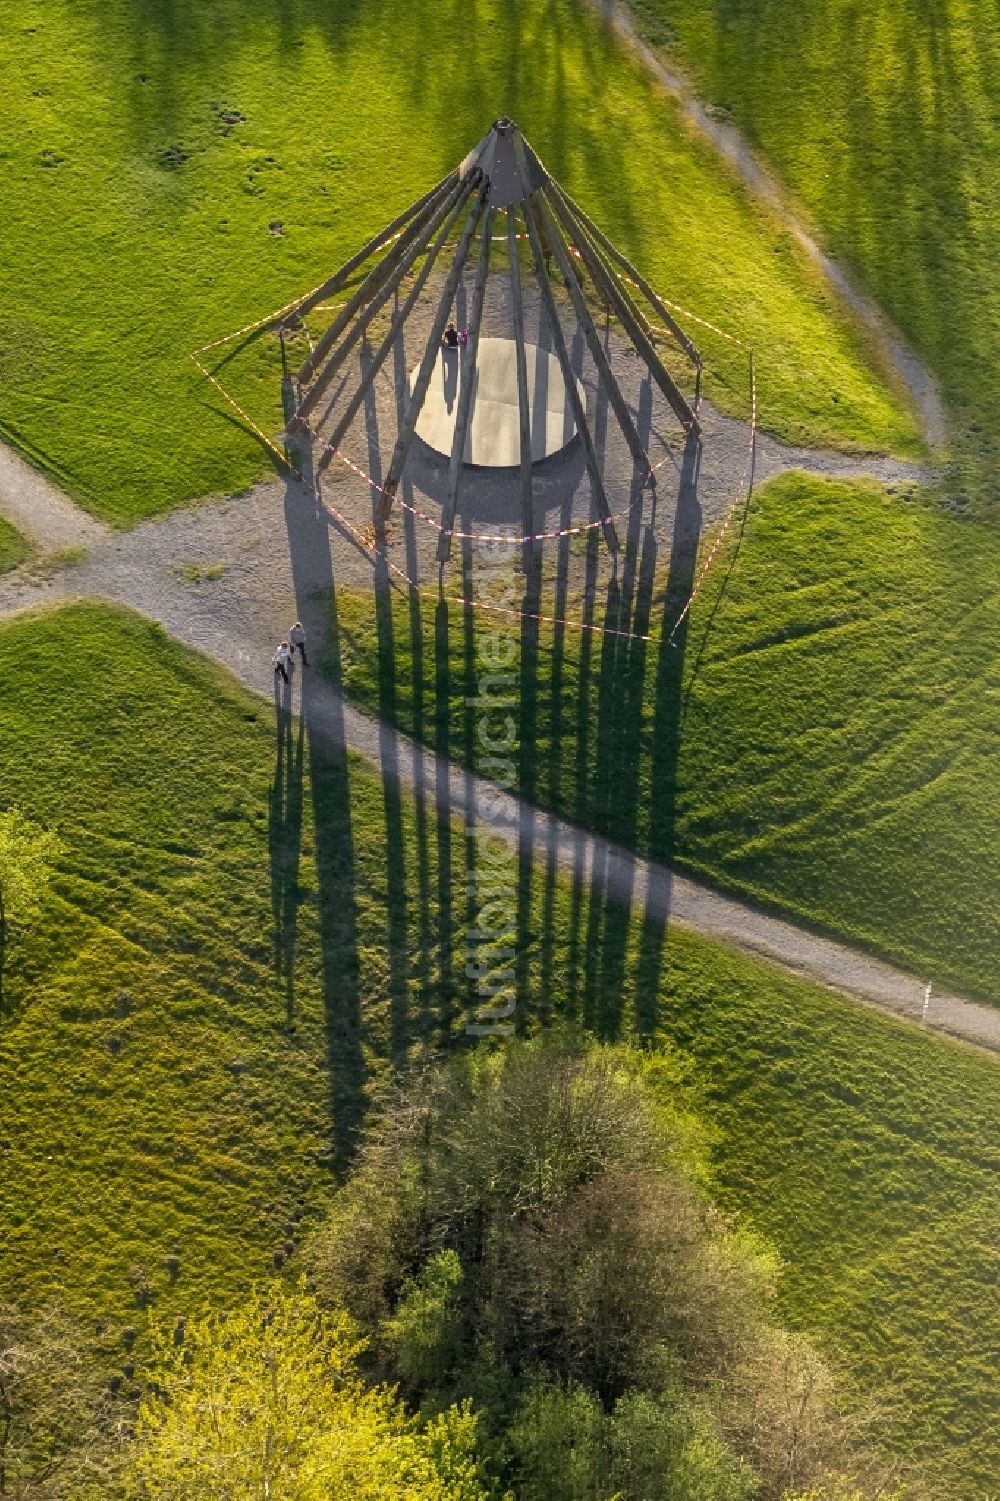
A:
[[459, 117, 548, 208]]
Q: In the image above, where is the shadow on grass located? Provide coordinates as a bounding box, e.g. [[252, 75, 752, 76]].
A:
[[80, 0, 643, 250], [279, 369, 366, 1164], [269, 671, 304, 1025]]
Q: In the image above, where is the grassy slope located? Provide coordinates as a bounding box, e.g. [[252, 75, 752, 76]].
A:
[[0, 516, 31, 573], [630, 0, 1000, 508], [655, 929, 999, 1499], [0, 602, 471, 1318], [0, 602, 996, 1494], [0, 0, 920, 525], [325, 474, 1000, 1002]]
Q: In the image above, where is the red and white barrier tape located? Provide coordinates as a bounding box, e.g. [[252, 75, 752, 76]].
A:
[[189, 353, 296, 475], [665, 351, 756, 646], [304, 418, 648, 547], [192, 231, 757, 645], [313, 482, 652, 643]]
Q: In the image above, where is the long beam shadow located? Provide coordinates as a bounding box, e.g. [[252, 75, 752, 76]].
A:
[[579, 375, 672, 1040], [278, 332, 472, 1162], [636, 431, 702, 1036], [280, 364, 365, 1164], [363, 341, 412, 1063]]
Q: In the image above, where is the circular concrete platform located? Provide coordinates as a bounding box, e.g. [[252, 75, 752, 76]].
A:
[[412, 336, 585, 467]]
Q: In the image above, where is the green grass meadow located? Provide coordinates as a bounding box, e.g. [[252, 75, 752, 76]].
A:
[[0, 602, 996, 1495], [0, 515, 31, 573], [324, 473, 1000, 1002], [631, 0, 1000, 508], [1, 1, 996, 1492], [0, 0, 921, 525]]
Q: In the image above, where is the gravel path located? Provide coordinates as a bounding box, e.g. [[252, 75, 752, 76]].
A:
[[585, 0, 947, 447], [0, 416, 995, 1053], [0, 444, 108, 551]]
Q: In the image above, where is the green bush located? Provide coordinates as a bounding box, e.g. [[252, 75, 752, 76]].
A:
[[126, 1283, 489, 1500], [507, 1380, 754, 1501], [383, 1248, 465, 1397]]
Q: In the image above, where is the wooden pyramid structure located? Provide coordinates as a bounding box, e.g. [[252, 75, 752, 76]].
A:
[[286, 118, 702, 558]]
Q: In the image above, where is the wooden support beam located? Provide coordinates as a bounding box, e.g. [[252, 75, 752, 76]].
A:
[[518, 181, 618, 555], [545, 183, 699, 435], [534, 191, 653, 484], [296, 174, 473, 427], [296, 173, 462, 385], [281, 169, 459, 330], [555, 184, 702, 369], [377, 185, 490, 521], [507, 206, 534, 549], [437, 207, 494, 563], [314, 178, 481, 466]]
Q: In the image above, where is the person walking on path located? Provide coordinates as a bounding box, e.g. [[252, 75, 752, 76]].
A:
[[273, 640, 292, 684], [289, 621, 308, 667]]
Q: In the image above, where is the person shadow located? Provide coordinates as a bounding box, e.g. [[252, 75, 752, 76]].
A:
[[269, 659, 303, 1027], [442, 347, 459, 414]]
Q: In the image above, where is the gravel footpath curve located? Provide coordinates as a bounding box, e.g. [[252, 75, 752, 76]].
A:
[[584, 0, 947, 447], [0, 444, 108, 551]]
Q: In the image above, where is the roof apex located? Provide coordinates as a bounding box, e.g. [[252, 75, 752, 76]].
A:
[[459, 117, 547, 209]]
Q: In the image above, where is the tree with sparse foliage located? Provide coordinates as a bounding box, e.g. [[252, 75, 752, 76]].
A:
[[126, 1283, 488, 1501], [0, 1303, 113, 1498], [0, 811, 61, 1012]]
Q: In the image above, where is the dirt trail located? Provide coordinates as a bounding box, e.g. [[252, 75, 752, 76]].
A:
[[0, 445, 108, 551], [585, 0, 947, 447]]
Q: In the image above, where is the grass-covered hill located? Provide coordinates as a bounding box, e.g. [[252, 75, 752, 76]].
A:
[[0, 601, 996, 1495], [0, 0, 921, 524], [632, 0, 1000, 510], [323, 472, 1000, 1003]]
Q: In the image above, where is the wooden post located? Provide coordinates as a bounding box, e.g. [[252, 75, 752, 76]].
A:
[[507, 206, 534, 551], [377, 185, 490, 521], [545, 183, 699, 435], [519, 180, 618, 554], [535, 191, 653, 483], [554, 183, 702, 371], [295, 174, 473, 428], [437, 207, 495, 563], [296, 173, 462, 386], [282, 169, 459, 330], [315, 177, 482, 467]]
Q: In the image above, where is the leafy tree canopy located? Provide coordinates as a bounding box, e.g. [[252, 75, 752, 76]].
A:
[[126, 1283, 488, 1501], [308, 1035, 905, 1500]]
